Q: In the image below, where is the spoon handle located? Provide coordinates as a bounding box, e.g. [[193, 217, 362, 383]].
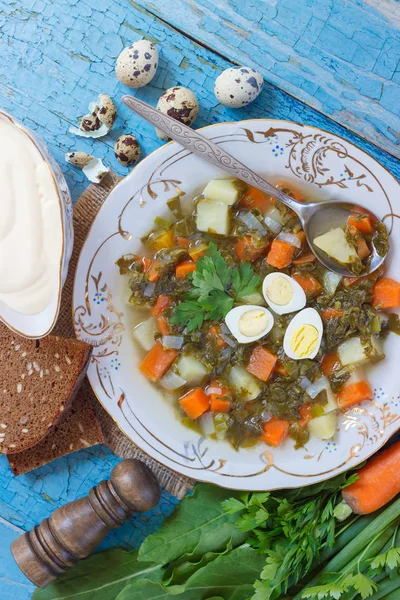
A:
[[122, 95, 299, 210]]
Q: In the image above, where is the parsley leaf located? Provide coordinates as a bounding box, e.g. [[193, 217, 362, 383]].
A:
[[233, 262, 262, 298], [170, 300, 205, 332], [171, 242, 261, 330]]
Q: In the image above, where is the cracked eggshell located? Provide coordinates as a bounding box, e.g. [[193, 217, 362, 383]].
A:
[[155, 86, 199, 140], [82, 158, 110, 184], [96, 94, 117, 130], [116, 40, 158, 88], [69, 112, 109, 138], [114, 134, 141, 166], [214, 67, 263, 108], [65, 151, 94, 168]]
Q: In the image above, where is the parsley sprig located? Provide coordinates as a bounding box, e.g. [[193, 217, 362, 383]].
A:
[[170, 242, 261, 331], [222, 472, 360, 600]]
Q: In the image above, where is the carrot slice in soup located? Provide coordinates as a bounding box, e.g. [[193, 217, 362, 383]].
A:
[[293, 252, 315, 265], [189, 244, 208, 262], [152, 295, 171, 317], [321, 308, 343, 320], [321, 352, 341, 377], [235, 236, 265, 262], [139, 342, 178, 382], [292, 273, 322, 297], [261, 418, 289, 447], [208, 380, 232, 413], [176, 236, 191, 248], [176, 260, 196, 278], [348, 215, 373, 234], [356, 238, 370, 260], [246, 346, 277, 381], [141, 257, 152, 272], [208, 325, 227, 349], [337, 381, 373, 409], [147, 260, 160, 282], [239, 186, 272, 213], [179, 388, 209, 419], [157, 316, 170, 335], [266, 240, 296, 269], [298, 403, 313, 428], [373, 278, 400, 309]]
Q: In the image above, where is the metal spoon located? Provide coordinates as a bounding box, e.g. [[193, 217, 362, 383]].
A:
[[122, 95, 386, 277]]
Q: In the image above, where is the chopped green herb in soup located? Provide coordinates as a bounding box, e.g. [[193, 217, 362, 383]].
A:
[[117, 178, 399, 450]]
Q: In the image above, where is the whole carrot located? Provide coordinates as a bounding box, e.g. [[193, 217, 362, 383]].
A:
[[342, 440, 400, 514]]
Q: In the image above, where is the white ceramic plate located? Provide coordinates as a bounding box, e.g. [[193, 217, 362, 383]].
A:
[[0, 111, 73, 339], [73, 119, 400, 490]]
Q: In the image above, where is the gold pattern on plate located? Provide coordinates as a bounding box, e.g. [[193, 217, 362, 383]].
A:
[[73, 119, 400, 485]]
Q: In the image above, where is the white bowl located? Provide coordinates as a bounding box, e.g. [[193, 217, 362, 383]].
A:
[[0, 111, 73, 339], [73, 119, 400, 490]]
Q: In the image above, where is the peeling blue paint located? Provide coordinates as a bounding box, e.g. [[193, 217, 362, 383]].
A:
[[134, 0, 400, 158]]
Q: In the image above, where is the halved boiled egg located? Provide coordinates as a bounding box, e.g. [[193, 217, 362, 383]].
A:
[[262, 273, 306, 315], [283, 308, 323, 360], [225, 305, 274, 344]]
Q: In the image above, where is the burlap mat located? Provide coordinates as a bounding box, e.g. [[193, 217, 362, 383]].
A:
[[54, 172, 193, 499]]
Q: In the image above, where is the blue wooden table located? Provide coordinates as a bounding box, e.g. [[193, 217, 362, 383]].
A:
[[0, 1, 399, 598]]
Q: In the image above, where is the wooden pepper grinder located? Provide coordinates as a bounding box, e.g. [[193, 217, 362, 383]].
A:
[[11, 459, 160, 588]]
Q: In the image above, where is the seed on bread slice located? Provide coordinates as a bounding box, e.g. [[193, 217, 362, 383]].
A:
[[8, 380, 104, 475], [0, 325, 92, 454]]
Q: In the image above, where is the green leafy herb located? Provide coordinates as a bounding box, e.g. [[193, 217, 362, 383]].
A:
[[222, 473, 359, 600], [117, 546, 265, 600], [171, 242, 261, 331], [138, 484, 246, 565], [32, 479, 400, 600], [32, 549, 162, 600]]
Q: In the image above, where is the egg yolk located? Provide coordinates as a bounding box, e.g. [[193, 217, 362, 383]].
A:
[[266, 276, 294, 306], [239, 309, 268, 337], [290, 325, 319, 358]]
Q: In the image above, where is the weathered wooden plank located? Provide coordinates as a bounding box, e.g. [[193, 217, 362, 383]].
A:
[[0, 0, 398, 207], [135, 0, 400, 159]]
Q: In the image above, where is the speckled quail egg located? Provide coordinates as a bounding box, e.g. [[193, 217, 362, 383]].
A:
[[225, 305, 274, 344], [116, 40, 158, 88], [155, 86, 199, 140], [262, 273, 306, 315], [69, 94, 117, 139], [65, 151, 94, 168], [283, 308, 323, 360], [89, 94, 117, 130], [114, 134, 141, 166], [214, 67, 263, 108]]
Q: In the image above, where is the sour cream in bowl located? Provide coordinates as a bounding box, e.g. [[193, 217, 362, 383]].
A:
[[0, 111, 73, 338]]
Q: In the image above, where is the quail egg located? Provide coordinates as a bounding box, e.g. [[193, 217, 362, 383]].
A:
[[262, 273, 306, 315], [156, 86, 199, 140], [214, 67, 263, 108], [225, 305, 274, 344], [69, 94, 116, 138], [114, 134, 141, 166], [116, 40, 158, 88], [65, 151, 94, 168], [283, 308, 323, 360], [90, 94, 117, 130]]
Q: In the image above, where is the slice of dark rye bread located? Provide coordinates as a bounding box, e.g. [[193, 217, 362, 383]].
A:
[[8, 381, 104, 475], [0, 324, 92, 454]]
